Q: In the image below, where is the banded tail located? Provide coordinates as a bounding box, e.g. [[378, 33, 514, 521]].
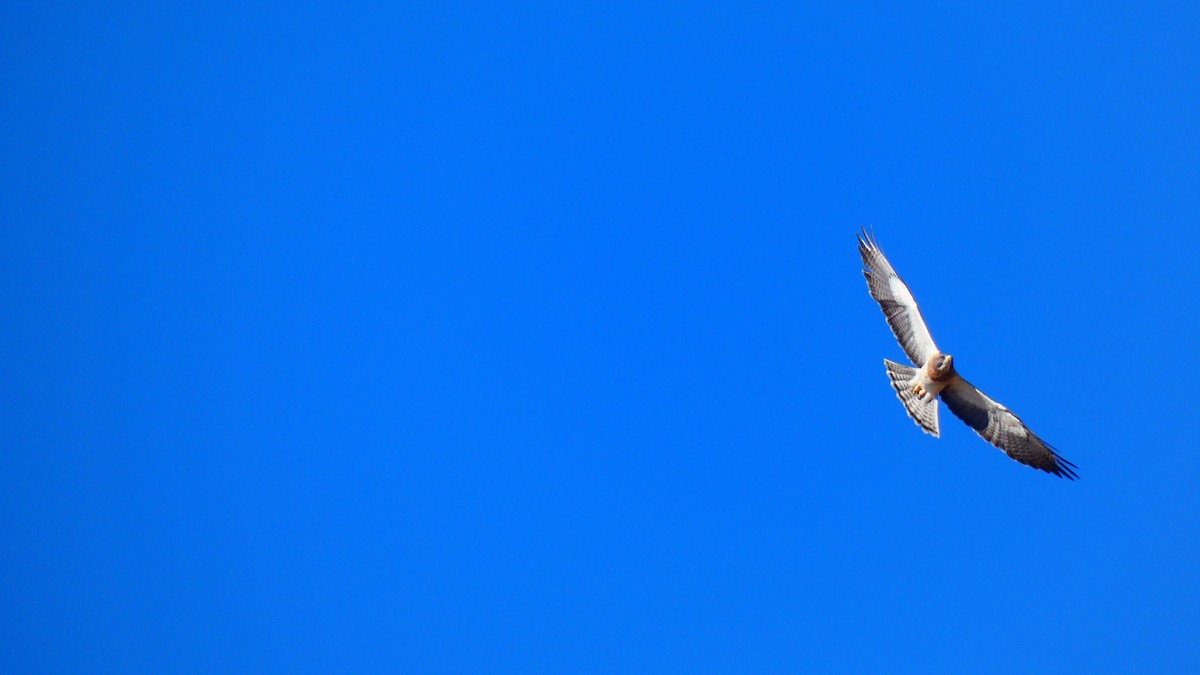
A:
[[884, 359, 940, 437]]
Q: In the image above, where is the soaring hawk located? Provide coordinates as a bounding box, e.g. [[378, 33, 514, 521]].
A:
[[857, 229, 1078, 479]]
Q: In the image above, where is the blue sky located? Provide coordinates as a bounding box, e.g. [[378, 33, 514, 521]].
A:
[[3, 2, 1199, 672]]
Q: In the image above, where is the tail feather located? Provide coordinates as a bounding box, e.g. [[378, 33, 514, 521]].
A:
[[884, 359, 940, 437]]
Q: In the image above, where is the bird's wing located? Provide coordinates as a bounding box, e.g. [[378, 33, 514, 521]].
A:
[[940, 376, 1078, 479], [857, 229, 939, 366]]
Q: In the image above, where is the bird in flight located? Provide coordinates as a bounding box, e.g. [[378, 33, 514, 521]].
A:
[[857, 229, 1078, 479]]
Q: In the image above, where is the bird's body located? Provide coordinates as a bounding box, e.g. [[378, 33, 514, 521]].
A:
[[857, 229, 1077, 479]]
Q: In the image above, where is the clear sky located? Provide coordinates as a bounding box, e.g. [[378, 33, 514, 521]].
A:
[[3, 2, 1199, 672]]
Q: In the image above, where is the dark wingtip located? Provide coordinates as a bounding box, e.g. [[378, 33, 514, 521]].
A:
[[857, 226, 879, 264], [1056, 460, 1080, 481], [1049, 465, 1079, 480], [857, 225, 874, 248], [1045, 445, 1079, 480]]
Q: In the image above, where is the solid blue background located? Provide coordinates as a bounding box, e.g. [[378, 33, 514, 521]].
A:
[[3, 2, 1199, 672]]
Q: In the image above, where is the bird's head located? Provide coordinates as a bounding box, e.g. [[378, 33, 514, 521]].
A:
[[929, 352, 955, 380]]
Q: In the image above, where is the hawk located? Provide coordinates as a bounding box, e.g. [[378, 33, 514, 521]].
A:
[[857, 229, 1078, 479]]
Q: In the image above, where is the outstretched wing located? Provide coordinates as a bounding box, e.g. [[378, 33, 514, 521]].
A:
[[940, 377, 1078, 479], [857, 229, 939, 366]]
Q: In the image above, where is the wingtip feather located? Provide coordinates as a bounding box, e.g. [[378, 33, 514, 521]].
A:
[[857, 226, 876, 250], [1053, 458, 1080, 480], [1044, 443, 1079, 480]]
